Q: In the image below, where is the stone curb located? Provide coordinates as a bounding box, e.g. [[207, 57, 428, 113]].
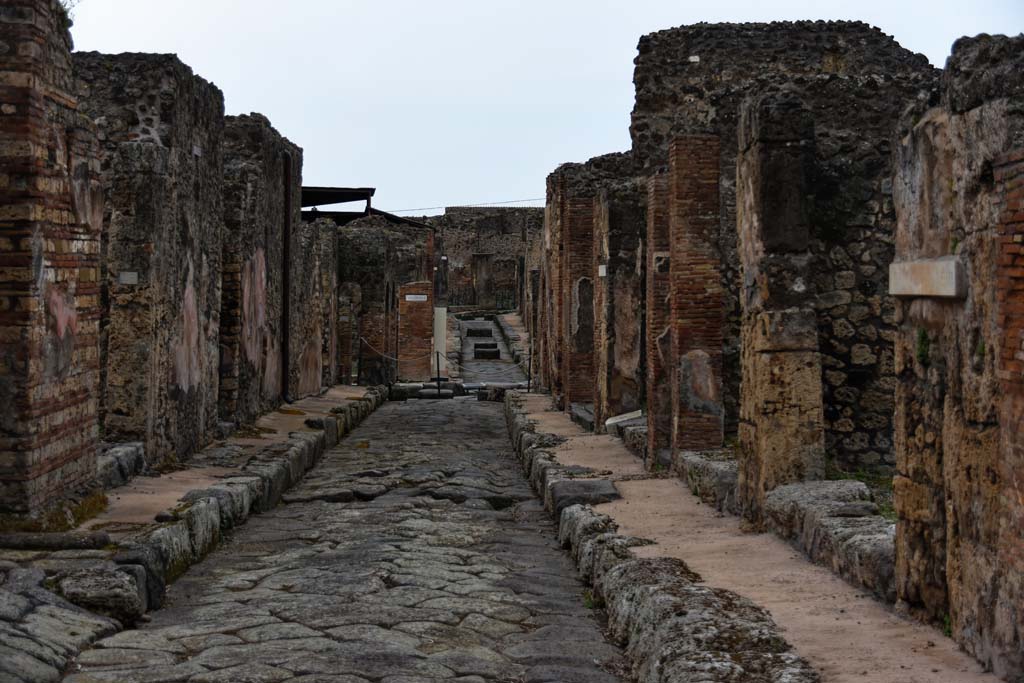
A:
[[0, 385, 388, 683], [503, 391, 821, 683]]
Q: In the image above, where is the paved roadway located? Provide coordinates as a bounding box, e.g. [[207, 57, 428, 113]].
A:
[[64, 399, 626, 683]]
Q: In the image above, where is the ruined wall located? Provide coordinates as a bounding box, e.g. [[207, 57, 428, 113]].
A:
[[668, 136, 725, 452], [593, 182, 646, 428], [218, 114, 301, 425], [337, 283, 361, 385], [73, 52, 224, 467], [631, 21, 938, 466], [320, 225, 338, 388], [736, 95, 826, 521], [0, 0, 103, 514], [397, 281, 433, 381], [891, 35, 1023, 679], [645, 174, 672, 463], [425, 207, 542, 310], [288, 218, 335, 400], [543, 153, 637, 410], [337, 217, 429, 385]]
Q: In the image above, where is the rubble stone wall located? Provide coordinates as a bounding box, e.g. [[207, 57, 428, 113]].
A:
[[891, 35, 1024, 679], [218, 114, 302, 425], [73, 51, 225, 467], [0, 0, 103, 514]]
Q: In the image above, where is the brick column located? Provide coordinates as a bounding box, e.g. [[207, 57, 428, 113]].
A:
[[561, 196, 597, 411], [397, 281, 433, 381], [993, 149, 1024, 678], [0, 0, 102, 514], [646, 174, 672, 465], [668, 136, 724, 453]]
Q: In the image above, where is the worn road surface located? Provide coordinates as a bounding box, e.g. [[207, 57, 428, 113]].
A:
[[64, 400, 626, 683]]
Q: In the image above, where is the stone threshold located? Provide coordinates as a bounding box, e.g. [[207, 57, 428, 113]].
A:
[[0, 385, 388, 683], [504, 390, 999, 683]]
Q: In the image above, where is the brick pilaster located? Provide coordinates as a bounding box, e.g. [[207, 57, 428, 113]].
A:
[[668, 136, 724, 452]]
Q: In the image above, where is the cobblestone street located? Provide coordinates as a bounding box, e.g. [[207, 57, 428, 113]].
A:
[[63, 400, 625, 683]]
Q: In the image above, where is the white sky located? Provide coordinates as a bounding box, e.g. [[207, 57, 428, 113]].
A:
[[69, 1, 1023, 215]]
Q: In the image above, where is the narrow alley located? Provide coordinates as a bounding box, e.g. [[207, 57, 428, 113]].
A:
[[62, 400, 626, 683]]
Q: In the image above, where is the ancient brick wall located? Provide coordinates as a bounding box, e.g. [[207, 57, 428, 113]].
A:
[[0, 0, 103, 514], [397, 281, 433, 381], [645, 174, 672, 462], [592, 182, 646, 429], [631, 22, 938, 467], [891, 35, 1023, 679], [668, 136, 724, 452], [425, 207, 542, 310], [73, 51, 224, 467], [218, 114, 302, 425]]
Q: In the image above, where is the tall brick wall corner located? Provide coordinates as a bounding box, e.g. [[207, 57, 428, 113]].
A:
[[561, 196, 597, 409], [397, 281, 433, 382], [645, 173, 672, 462], [0, 0, 102, 514]]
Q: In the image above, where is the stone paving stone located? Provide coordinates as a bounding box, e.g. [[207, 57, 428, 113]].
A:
[[63, 401, 626, 683]]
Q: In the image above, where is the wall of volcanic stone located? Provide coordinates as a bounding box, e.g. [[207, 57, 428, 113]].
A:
[[219, 114, 302, 425], [288, 218, 336, 400], [0, 0, 103, 514], [631, 21, 939, 470], [73, 51, 224, 468], [891, 35, 1023, 680]]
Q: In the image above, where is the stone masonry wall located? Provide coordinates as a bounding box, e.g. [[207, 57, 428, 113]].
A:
[[425, 207, 542, 310], [73, 51, 224, 468], [593, 181, 646, 428], [0, 0, 103, 514], [891, 35, 1023, 679], [631, 21, 938, 469], [218, 114, 302, 426]]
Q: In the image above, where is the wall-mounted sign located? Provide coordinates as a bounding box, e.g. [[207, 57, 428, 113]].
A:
[[598, 265, 608, 277], [119, 271, 139, 285], [405, 294, 429, 302]]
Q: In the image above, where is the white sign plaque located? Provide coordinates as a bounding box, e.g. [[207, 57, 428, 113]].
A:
[[405, 294, 429, 302]]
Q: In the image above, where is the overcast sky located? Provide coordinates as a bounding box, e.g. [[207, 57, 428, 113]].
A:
[[69, 1, 1022, 215]]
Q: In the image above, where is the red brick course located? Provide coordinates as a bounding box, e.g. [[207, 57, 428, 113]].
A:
[[668, 136, 724, 451], [561, 196, 597, 409]]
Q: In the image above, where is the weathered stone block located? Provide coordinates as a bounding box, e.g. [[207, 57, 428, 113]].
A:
[[888, 257, 967, 298]]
